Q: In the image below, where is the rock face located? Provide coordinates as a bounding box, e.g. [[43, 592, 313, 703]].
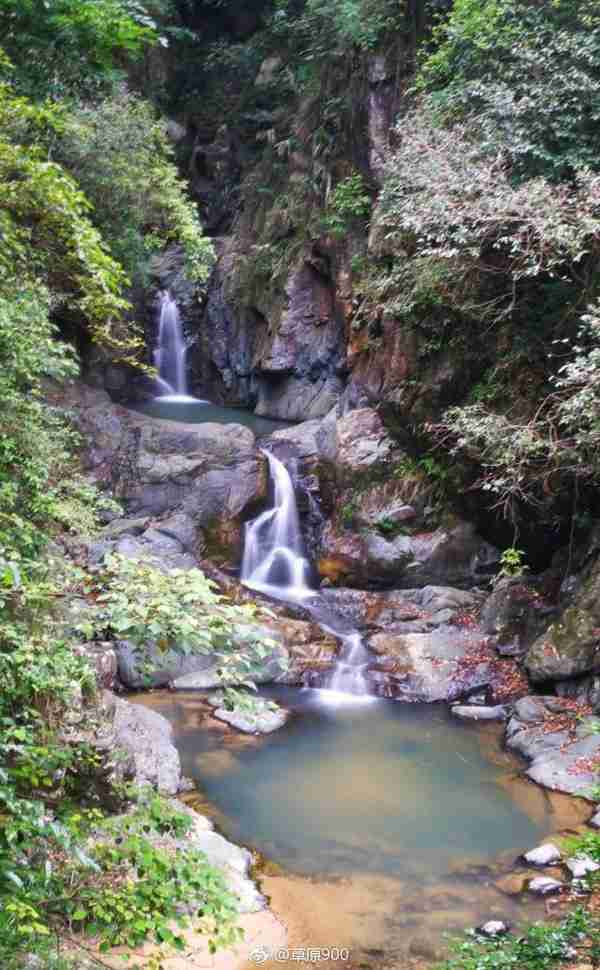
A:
[[319, 519, 499, 589], [481, 577, 556, 658], [525, 557, 600, 682], [106, 693, 182, 795], [55, 381, 266, 566], [505, 695, 600, 796], [193, 246, 346, 420]]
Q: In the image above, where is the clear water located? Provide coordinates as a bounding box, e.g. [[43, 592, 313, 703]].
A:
[[134, 687, 593, 961], [132, 398, 292, 437], [145, 688, 548, 881]]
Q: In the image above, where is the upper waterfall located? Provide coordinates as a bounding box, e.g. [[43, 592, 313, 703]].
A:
[[153, 291, 192, 401]]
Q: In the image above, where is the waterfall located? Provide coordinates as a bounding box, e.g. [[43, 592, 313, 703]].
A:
[[241, 450, 312, 601], [326, 632, 371, 697], [153, 291, 192, 400], [241, 450, 374, 703]]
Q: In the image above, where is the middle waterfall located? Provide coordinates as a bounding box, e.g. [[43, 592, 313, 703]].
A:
[[241, 449, 373, 700], [241, 450, 312, 601]]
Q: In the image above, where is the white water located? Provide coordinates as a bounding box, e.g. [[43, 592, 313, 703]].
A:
[[153, 291, 200, 401], [241, 450, 373, 702], [241, 450, 313, 601]]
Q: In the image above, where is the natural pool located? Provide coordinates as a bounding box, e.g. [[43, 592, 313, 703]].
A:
[[134, 687, 586, 965], [132, 397, 292, 436]]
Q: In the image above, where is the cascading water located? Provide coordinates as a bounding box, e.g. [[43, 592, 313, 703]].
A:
[[241, 449, 374, 702], [153, 291, 194, 401], [241, 450, 312, 601]]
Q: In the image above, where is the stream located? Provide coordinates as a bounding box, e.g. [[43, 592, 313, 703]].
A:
[[130, 402, 589, 961]]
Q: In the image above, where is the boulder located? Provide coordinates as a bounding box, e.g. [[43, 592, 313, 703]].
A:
[[566, 856, 600, 878], [331, 408, 398, 481], [318, 519, 499, 589], [320, 585, 479, 632], [367, 625, 494, 703], [452, 705, 508, 721], [213, 703, 288, 735], [528, 876, 564, 896], [523, 844, 562, 867], [477, 921, 509, 938], [184, 814, 265, 913], [525, 556, 600, 682], [107, 693, 182, 795], [481, 577, 556, 658], [505, 696, 600, 797]]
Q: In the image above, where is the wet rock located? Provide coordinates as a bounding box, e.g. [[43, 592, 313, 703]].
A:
[[477, 921, 509, 938], [528, 876, 564, 895], [251, 263, 346, 421], [213, 703, 288, 734], [523, 843, 562, 866], [525, 555, 600, 682], [266, 418, 328, 461], [367, 625, 494, 703], [108, 693, 181, 795], [451, 705, 508, 721], [566, 856, 600, 878], [481, 577, 556, 658], [319, 519, 499, 589], [505, 696, 600, 796]]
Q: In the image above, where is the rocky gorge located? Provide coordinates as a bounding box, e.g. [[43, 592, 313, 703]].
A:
[[5, 2, 600, 968]]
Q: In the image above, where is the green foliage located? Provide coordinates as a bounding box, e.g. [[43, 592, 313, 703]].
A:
[[561, 829, 600, 864], [1, 778, 240, 959], [418, 0, 600, 181], [436, 908, 595, 970], [78, 554, 280, 686], [0, 0, 159, 99], [269, 0, 408, 65], [434, 299, 600, 519], [378, 112, 600, 292], [56, 93, 214, 285], [0, 285, 121, 567], [498, 547, 528, 580], [323, 172, 371, 236]]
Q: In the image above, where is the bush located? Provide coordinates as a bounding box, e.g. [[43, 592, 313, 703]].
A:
[[78, 554, 279, 685], [56, 92, 215, 286], [0, 0, 159, 99], [436, 908, 596, 970], [418, 0, 600, 181]]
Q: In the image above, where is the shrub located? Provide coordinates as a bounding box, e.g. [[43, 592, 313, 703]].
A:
[[418, 0, 600, 181], [378, 113, 600, 289], [78, 554, 279, 686], [0, 0, 159, 99], [56, 93, 215, 286]]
